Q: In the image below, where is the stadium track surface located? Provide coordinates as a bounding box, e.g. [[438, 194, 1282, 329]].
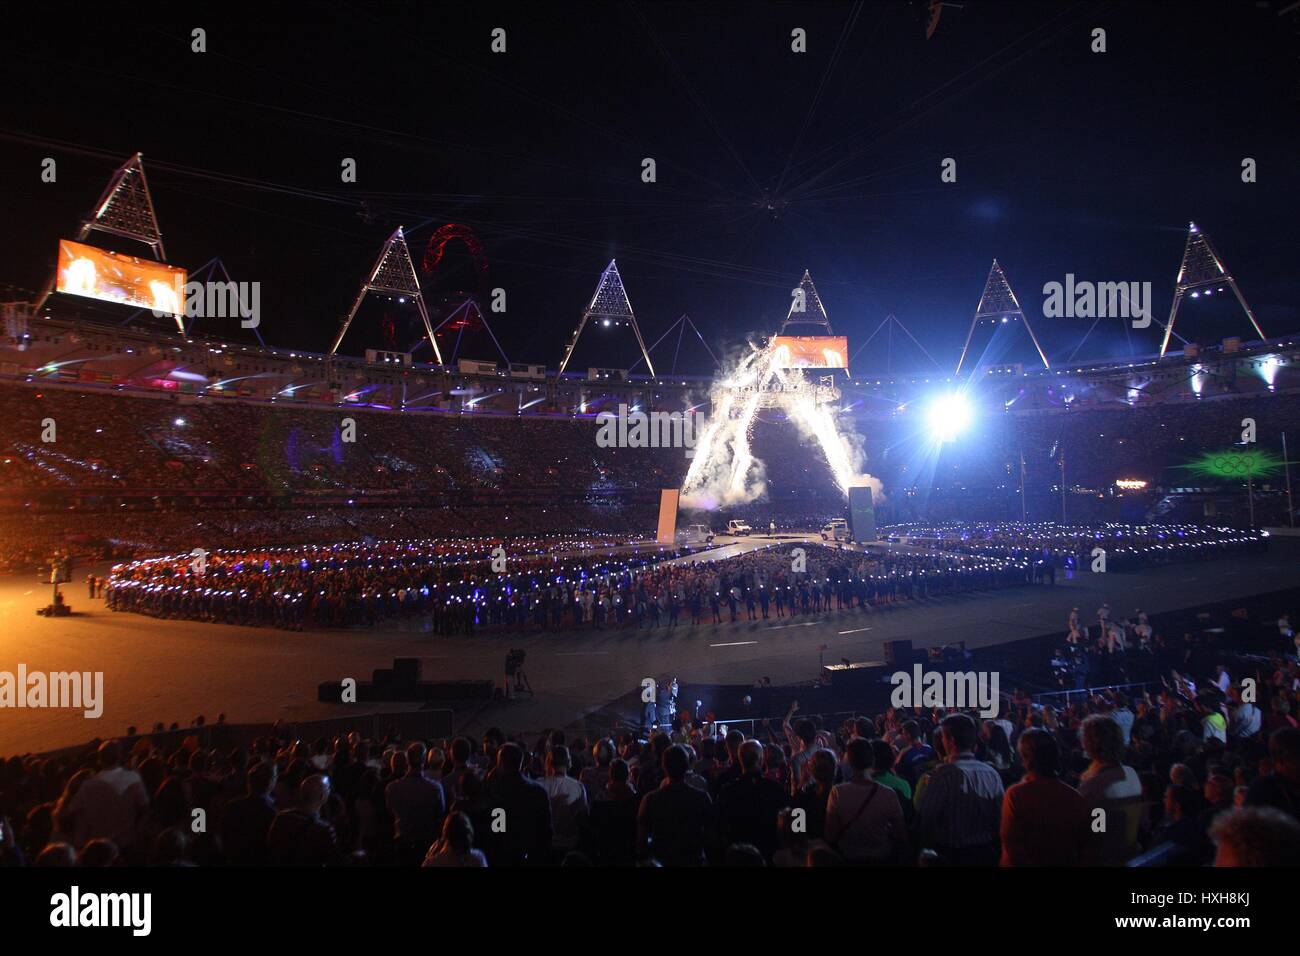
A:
[[1, 536, 1296, 754]]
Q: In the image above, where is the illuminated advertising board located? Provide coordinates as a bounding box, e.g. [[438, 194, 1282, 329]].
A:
[[771, 335, 848, 369], [56, 239, 187, 316]]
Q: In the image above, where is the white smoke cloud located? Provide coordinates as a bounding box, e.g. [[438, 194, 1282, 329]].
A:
[[849, 472, 886, 503], [680, 343, 769, 510], [680, 339, 886, 510]]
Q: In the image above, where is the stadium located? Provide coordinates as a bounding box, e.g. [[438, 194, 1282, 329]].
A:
[[1, 1, 1298, 896]]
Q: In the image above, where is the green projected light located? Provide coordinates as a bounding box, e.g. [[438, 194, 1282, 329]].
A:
[[1182, 449, 1284, 481]]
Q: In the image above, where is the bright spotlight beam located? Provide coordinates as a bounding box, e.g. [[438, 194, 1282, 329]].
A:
[[926, 393, 972, 443]]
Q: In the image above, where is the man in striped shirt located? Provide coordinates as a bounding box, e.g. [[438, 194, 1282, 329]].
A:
[[916, 713, 1005, 866]]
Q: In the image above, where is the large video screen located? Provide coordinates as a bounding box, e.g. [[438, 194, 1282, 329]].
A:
[[771, 335, 848, 369], [56, 239, 187, 316]]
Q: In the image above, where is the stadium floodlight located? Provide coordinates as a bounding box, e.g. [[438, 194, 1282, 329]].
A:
[[1259, 355, 1281, 388], [1161, 223, 1264, 357], [926, 392, 972, 443]]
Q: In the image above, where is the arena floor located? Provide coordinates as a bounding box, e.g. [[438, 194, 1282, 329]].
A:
[[1, 540, 1296, 755]]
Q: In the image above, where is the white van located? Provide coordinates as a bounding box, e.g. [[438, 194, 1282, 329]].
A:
[[821, 519, 849, 542], [676, 524, 714, 546], [726, 519, 753, 535]]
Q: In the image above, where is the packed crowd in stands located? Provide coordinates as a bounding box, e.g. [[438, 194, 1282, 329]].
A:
[[2, 644, 1298, 867], [877, 392, 1300, 499], [0, 384, 685, 496], [3, 380, 1298, 571], [759, 391, 1300, 524]]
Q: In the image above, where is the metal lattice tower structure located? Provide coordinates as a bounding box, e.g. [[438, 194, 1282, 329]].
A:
[[631, 313, 718, 375], [955, 259, 1050, 375], [78, 152, 167, 261], [429, 296, 511, 367], [780, 270, 833, 334], [557, 259, 655, 377], [850, 313, 941, 371], [330, 227, 443, 364], [1159, 222, 1265, 357]]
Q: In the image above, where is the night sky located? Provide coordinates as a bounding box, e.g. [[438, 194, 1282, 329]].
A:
[[1, 1, 1296, 374]]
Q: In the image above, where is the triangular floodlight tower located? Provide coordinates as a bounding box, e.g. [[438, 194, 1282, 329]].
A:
[[631, 313, 718, 375], [330, 227, 442, 364], [557, 259, 655, 377], [1159, 222, 1265, 358], [429, 296, 511, 367], [78, 152, 167, 261], [955, 259, 1050, 376], [780, 269, 833, 334]]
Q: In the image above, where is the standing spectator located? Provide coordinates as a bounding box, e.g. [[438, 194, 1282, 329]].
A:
[[1077, 714, 1144, 865], [1155, 785, 1211, 865], [65, 740, 149, 857], [717, 740, 787, 860], [915, 715, 1005, 866], [895, 720, 937, 787], [1000, 729, 1091, 866], [637, 744, 712, 866], [710, 729, 746, 798], [1199, 695, 1229, 744], [1227, 687, 1262, 741], [580, 739, 614, 798], [825, 738, 907, 864], [793, 749, 838, 841], [540, 746, 588, 858], [1245, 727, 1300, 821], [588, 758, 638, 866], [266, 775, 343, 866], [782, 701, 818, 795], [442, 737, 476, 802], [482, 743, 552, 866], [1213, 664, 1232, 694], [220, 761, 278, 866], [385, 744, 446, 865], [1108, 692, 1135, 746], [870, 739, 914, 821]]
